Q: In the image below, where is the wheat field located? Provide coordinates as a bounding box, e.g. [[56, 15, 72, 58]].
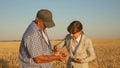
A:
[[0, 38, 120, 68]]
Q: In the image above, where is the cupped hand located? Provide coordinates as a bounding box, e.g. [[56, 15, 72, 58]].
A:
[[72, 57, 83, 63]]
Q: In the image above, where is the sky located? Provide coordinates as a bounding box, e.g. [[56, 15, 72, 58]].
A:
[[0, 0, 120, 40]]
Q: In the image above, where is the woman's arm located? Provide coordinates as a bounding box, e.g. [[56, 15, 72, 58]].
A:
[[81, 39, 96, 63]]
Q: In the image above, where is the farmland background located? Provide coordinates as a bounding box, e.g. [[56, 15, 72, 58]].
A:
[[0, 38, 120, 68]]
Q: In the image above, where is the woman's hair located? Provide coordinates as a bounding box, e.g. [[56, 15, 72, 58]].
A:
[[67, 20, 83, 34]]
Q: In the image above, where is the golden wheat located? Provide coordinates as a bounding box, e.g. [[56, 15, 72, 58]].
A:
[[0, 39, 120, 68]]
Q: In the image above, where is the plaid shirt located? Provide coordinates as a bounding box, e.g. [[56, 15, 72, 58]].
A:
[[19, 22, 52, 68]]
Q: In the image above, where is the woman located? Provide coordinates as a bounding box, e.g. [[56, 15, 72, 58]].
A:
[[55, 20, 96, 68]]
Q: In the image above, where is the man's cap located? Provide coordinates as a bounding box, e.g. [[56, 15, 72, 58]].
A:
[[36, 9, 55, 28]]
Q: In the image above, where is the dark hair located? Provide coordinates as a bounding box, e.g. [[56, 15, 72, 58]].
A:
[[67, 20, 83, 34]]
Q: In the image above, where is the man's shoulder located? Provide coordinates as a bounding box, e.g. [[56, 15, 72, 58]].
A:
[[23, 22, 41, 38]]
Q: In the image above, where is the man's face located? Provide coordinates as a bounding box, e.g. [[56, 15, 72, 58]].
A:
[[37, 18, 46, 30]]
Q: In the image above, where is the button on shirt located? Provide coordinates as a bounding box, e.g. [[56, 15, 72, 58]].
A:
[[19, 22, 52, 68]]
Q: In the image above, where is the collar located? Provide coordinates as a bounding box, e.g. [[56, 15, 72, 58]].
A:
[[31, 21, 40, 31], [75, 34, 81, 43]]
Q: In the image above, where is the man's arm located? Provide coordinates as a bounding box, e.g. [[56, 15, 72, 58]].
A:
[[33, 54, 65, 63]]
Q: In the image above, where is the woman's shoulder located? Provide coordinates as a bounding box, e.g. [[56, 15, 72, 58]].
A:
[[63, 34, 71, 41], [65, 34, 71, 39], [82, 34, 92, 42]]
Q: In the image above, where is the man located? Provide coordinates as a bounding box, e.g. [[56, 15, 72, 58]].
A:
[[19, 9, 66, 68]]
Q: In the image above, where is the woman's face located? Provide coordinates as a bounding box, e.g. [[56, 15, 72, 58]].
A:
[[70, 31, 81, 39]]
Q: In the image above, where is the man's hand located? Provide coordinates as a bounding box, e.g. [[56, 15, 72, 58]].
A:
[[52, 46, 67, 62]]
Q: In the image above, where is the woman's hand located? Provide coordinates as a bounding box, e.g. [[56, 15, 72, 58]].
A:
[[72, 57, 84, 63]]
